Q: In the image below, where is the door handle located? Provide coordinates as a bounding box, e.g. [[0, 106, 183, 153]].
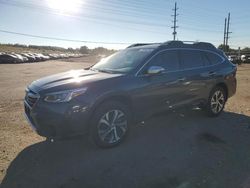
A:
[[178, 77, 191, 85], [178, 77, 186, 82], [208, 71, 216, 76]]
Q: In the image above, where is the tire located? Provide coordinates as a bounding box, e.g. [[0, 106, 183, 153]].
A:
[[205, 86, 226, 117], [90, 101, 131, 148]]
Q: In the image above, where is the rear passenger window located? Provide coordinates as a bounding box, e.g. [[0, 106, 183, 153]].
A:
[[180, 50, 204, 69], [148, 50, 179, 71], [200, 52, 211, 66], [205, 52, 224, 65]]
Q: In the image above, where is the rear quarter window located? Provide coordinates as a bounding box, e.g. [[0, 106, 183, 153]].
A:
[[204, 51, 224, 65]]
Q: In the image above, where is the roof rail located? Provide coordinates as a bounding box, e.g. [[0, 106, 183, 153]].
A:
[[127, 41, 217, 51], [163, 40, 199, 44], [162, 41, 184, 46], [127, 43, 160, 48], [192, 42, 216, 50], [182, 40, 199, 43], [161, 40, 216, 50]]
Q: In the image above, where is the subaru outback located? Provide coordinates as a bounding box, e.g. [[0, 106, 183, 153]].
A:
[[24, 41, 237, 147]]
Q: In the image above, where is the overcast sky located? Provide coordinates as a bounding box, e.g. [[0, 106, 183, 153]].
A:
[[0, 0, 249, 49]]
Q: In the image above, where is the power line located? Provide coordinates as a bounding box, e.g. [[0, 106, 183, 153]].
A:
[[179, 25, 221, 33], [179, 17, 222, 27], [0, 1, 172, 35], [0, 1, 169, 28], [0, 29, 132, 45], [97, 0, 169, 14], [1, 0, 243, 46], [180, 1, 228, 16], [110, 0, 171, 9], [3, 0, 168, 21], [0, 1, 171, 37], [1, 0, 227, 36]]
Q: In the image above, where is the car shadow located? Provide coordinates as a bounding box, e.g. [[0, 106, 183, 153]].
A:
[[1, 110, 250, 188]]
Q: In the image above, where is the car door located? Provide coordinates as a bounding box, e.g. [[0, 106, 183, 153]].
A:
[[201, 51, 226, 96], [132, 49, 186, 119], [176, 49, 213, 105]]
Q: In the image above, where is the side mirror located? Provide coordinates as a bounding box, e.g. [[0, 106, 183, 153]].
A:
[[147, 66, 165, 75]]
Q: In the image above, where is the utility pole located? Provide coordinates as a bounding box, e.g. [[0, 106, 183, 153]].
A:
[[171, 2, 178, 41], [238, 47, 241, 60], [223, 18, 227, 51], [223, 13, 232, 52], [226, 13, 231, 47], [225, 13, 232, 52]]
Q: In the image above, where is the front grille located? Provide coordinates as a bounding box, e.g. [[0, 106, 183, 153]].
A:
[[25, 88, 40, 108]]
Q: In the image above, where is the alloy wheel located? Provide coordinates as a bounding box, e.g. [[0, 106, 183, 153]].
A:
[[97, 110, 128, 144], [210, 90, 225, 114]]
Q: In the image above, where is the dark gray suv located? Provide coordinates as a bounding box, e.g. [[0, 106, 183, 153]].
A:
[[24, 41, 237, 147]]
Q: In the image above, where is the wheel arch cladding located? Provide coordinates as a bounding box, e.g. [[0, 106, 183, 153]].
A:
[[88, 95, 134, 127]]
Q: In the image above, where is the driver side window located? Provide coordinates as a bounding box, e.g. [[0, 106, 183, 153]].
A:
[[147, 50, 180, 72]]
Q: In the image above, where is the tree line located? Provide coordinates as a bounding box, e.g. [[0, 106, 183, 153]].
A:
[[0, 43, 117, 55], [218, 44, 250, 54]]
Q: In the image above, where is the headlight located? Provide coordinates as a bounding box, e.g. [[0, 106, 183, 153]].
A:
[[44, 88, 87, 103]]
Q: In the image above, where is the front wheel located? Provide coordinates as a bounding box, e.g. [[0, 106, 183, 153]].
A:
[[205, 87, 226, 117], [90, 101, 130, 148]]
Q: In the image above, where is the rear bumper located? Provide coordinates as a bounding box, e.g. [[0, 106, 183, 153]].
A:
[[227, 77, 237, 98], [24, 100, 91, 138]]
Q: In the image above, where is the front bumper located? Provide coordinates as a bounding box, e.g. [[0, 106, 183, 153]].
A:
[[24, 99, 91, 138]]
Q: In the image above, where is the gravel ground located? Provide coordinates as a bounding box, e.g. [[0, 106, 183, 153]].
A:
[[0, 59, 249, 188]]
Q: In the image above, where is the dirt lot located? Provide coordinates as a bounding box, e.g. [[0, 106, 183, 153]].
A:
[[0, 56, 95, 180], [0, 58, 250, 188]]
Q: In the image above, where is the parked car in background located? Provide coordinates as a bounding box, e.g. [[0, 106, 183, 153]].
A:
[[48, 54, 59, 60], [241, 55, 250, 63], [21, 53, 36, 62], [228, 55, 241, 65], [0, 52, 83, 64], [0, 54, 22, 63], [59, 53, 68, 59], [11, 53, 28, 63], [24, 41, 237, 148], [37, 53, 50, 61], [247, 56, 250, 63], [32, 53, 44, 61]]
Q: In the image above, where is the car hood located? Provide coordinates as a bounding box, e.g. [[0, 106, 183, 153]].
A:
[[29, 69, 123, 93]]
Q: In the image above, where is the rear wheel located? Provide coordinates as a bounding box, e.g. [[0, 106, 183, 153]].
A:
[[90, 101, 130, 148], [206, 86, 226, 117]]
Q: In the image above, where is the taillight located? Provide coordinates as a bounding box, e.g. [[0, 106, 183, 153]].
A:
[[233, 66, 237, 77]]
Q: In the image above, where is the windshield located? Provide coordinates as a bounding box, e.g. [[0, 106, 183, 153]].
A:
[[91, 48, 154, 73]]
